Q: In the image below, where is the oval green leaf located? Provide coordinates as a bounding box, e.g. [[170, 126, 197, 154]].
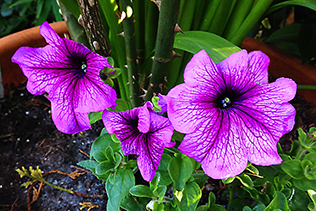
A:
[[174, 31, 240, 64]]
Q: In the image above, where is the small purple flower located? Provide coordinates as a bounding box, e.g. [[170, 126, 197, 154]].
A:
[[12, 22, 117, 134], [163, 50, 296, 179], [102, 102, 175, 181]]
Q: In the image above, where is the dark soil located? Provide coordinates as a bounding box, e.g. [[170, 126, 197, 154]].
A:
[[0, 84, 315, 211]]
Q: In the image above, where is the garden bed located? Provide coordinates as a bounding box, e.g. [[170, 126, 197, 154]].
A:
[[0, 82, 315, 210]]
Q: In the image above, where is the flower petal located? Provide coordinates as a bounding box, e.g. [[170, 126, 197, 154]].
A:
[[50, 92, 92, 134], [102, 108, 139, 135], [137, 103, 150, 133], [74, 74, 117, 113], [39, 22, 63, 46], [183, 50, 224, 91], [231, 107, 284, 166], [165, 83, 218, 134], [179, 111, 248, 179], [216, 50, 259, 94], [247, 51, 269, 84]]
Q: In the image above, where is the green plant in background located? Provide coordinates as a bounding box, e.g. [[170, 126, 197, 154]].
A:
[[0, 0, 62, 37]]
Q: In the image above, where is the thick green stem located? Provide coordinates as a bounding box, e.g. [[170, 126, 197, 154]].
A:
[[120, 0, 142, 108], [145, 0, 181, 101], [223, 0, 255, 40], [199, 0, 221, 31], [132, 0, 145, 68], [229, 0, 273, 46], [208, 0, 237, 35], [167, 0, 196, 89], [77, 0, 111, 56], [297, 85, 316, 90]]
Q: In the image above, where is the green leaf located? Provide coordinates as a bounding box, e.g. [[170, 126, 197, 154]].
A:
[[265, 191, 290, 211], [88, 111, 103, 124], [174, 31, 240, 64], [153, 201, 164, 211], [1, 3, 13, 17], [150, 172, 161, 191], [105, 146, 115, 163], [9, 0, 33, 7], [294, 178, 316, 191], [152, 96, 161, 112], [106, 168, 135, 211], [168, 154, 194, 191], [246, 163, 260, 176], [265, 0, 316, 16], [208, 192, 216, 207], [175, 181, 201, 211], [252, 203, 266, 211], [281, 159, 305, 180], [153, 185, 167, 204], [308, 190, 316, 211], [222, 176, 235, 184], [236, 173, 254, 188], [115, 98, 130, 112], [157, 153, 173, 186], [77, 160, 98, 173], [242, 206, 252, 211], [288, 188, 311, 211], [58, 0, 80, 18], [120, 195, 144, 211], [90, 133, 121, 162], [196, 205, 210, 211], [96, 161, 115, 175], [210, 204, 226, 211], [130, 185, 155, 198]]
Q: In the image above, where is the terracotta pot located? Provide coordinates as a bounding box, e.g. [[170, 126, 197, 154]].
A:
[[242, 37, 316, 107], [0, 21, 69, 95]]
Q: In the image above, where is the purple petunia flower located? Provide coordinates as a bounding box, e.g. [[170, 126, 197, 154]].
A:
[[162, 50, 296, 179], [12, 22, 117, 134], [102, 102, 175, 181]]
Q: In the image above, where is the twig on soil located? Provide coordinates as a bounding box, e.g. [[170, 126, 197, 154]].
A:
[[79, 149, 90, 158]]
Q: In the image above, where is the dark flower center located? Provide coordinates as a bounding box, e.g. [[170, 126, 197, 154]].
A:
[[72, 54, 88, 77], [216, 92, 236, 109]]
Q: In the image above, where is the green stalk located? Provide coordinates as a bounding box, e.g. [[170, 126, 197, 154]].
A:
[[191, 0, 207, 30], [132, 0, 145, 67], [297, 85, 316, 90], [199, 0, 221, 31], [208, 0, 237, 35], [145, 0, 181, 101], [223, 0, 255, 40], [144, 1, 159, 66], [98, 0, 129, 101], [119, 0, 142, 108], [229, 0, 273, 46], [168, 0, 197, 89]]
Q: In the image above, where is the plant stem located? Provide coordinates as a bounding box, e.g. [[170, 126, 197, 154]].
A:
[[120, 0, 142, 108], [98, 0, 129, 101], [58, 0, 89, 47], [297, 85, 316, 90], [145, 0, 181, 101], [229, 0, 273, 46], [223, 0, 255, 40], [199, 0, 221, 31], [77, 0, 111, 56]]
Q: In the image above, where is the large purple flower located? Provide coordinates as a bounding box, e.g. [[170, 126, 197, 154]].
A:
[[12, 22, 117, 134], [102, 102, 175, 181], [162, 50, 296, 179]]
